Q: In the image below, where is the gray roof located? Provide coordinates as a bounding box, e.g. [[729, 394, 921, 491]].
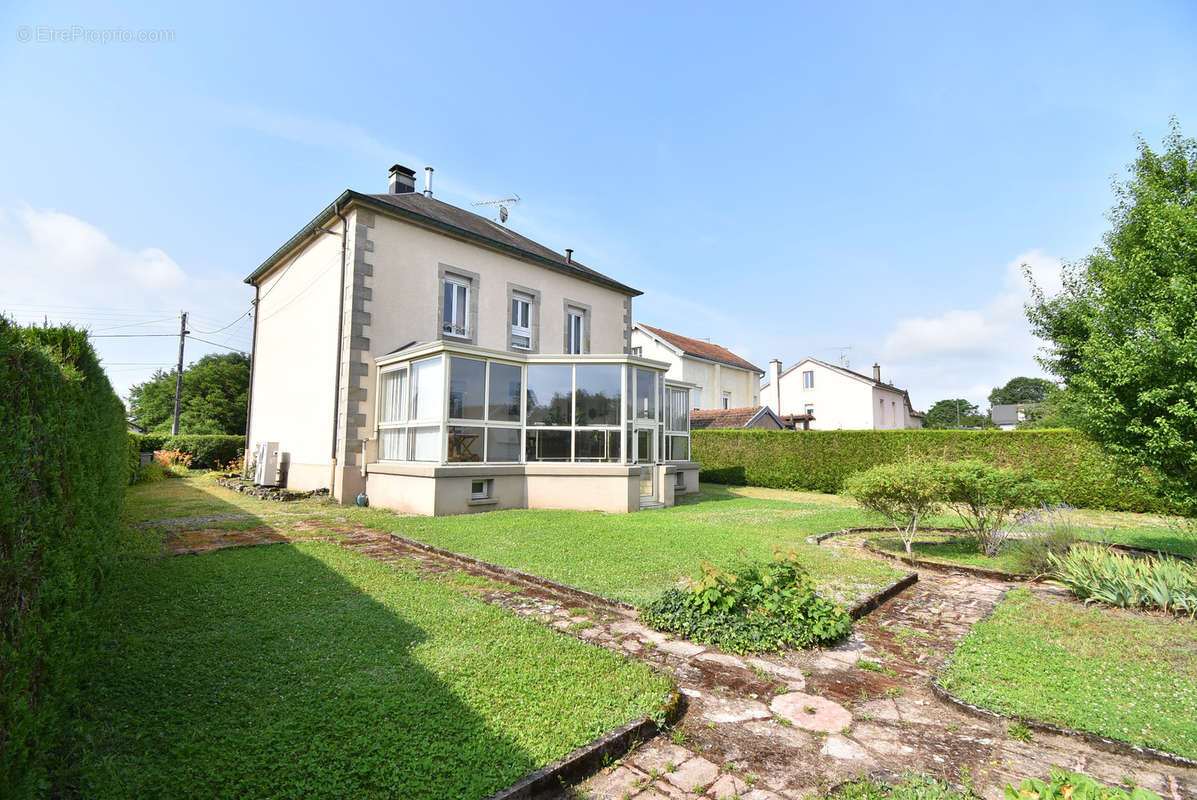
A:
[[245, 189, 641, 297]]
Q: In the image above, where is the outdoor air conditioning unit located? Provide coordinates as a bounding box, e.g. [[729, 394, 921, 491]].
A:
[[254, 441, 279, 486]]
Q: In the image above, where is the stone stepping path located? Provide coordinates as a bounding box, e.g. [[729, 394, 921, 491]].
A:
[[165, 522, 1197, 800]]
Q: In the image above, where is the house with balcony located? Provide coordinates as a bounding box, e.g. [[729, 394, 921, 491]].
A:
[[630, 324, 764, 410], [244, 164, 698, 515], [761, 357, 924, 430]]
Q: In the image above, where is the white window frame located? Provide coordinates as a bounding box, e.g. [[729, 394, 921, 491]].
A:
[[721, 391, 731, 409], [443, 276, 470, 338], [511, 293, 532, 351], [802, 370, 815, 390], [566, 308, 585, 355]]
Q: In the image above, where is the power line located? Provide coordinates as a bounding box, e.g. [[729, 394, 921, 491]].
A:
[[188, 335, 249, 354], [191, 309, 251, 335]]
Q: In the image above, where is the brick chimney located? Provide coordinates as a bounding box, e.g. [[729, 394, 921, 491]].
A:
[[872, 363, 881, 382]]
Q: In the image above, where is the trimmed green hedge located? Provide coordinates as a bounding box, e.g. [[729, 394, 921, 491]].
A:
[[131, 433, 244, 470], [691, 429, 1168, 513], [0, 320, 128, 796]]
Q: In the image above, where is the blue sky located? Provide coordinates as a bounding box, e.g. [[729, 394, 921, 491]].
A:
[[1, 0, 1193, 409]]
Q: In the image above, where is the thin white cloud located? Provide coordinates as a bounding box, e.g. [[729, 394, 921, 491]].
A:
[[880, 249, 1063, 409], [0, 206, 249, 400]]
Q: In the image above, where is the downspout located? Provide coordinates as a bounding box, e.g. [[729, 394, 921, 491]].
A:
[[329, 202, 349, 499], [243, 287, 260, 478]]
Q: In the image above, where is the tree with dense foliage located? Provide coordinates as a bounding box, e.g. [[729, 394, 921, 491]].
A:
[[842, 461, 944, 556], [988, 376, 1056, 407], [1014, 387, 1079, 429], [937, 460, 1056, 557], [924, 398, 989, 429], [128, 352, 250, 435], [1026, 121, 1197, 509]]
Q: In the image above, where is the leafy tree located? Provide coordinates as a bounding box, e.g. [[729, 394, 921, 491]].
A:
[[937, 460, 1056, 557], [128, 352, 250, 435], [988, 376, 1057, 407], [1015, 387, 1079, 429], [842, 461, 943, 557], [1026, 120, 1197, 509], [924, 398, 989, 429]]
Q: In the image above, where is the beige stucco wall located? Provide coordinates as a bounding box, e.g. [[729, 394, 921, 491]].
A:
[[247, 224, 343, 488]]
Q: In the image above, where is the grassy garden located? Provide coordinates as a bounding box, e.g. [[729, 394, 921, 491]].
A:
[[68, 529, 672, 799], [939, 587, 1197, 760]]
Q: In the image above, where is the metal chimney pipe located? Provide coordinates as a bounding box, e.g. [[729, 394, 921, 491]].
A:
[[872, 363, 881, 382], [424, 166, 434, 197], [565, 248, 573, 264]]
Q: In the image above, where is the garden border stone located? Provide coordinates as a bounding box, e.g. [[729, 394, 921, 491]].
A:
[[846, 570, 919, 619], [486, 688, 684, 800], [214, 476, 329, 503], [861, 539, 1039, 582], [930, 589, 1197, 770]]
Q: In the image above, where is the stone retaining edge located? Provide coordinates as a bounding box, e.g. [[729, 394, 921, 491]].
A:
[[386, 532, 637, 614], [847, 571, 919, 619], [930, 589, 1197, 770], [486, 688, 684, 800], [860, 540, 1039, 583]]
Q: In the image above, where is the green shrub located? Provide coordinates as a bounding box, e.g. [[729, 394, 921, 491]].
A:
[[0, 320, 127, 796], [842, 461, 944, 557], [1050, 544, 1197, 615], [129, 433, 243, 470], [937, 460, 1057, 557], [691, 429, 1168, 512], [1005, 768, 1163, 800], [639, 550, 851, 653], [132, 461, 170, 484]]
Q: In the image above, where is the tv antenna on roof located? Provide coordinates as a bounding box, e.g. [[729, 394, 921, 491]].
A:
[[834, 346, 852, 368], [472, 195, 521, 224]]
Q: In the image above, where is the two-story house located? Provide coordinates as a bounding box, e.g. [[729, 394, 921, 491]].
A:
[[630, 324, 764, 410], [245, 165, 698, 515], [761, 357, 924, 430]]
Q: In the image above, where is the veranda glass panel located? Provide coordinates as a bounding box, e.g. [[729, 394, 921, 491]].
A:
[[379, 428, 407, 461], [666, 387, 688, 432], [575, 364, 621, 426], [380, 369, 407, 423], [486, 427, 521, 462], [526, 429, 570, 461], [667, 435, 689, 461], [634, 369, 656, 420], [575, 429, 621, 462], [447, 425, 484, 463], [487, 362, 522, 422], [448, 357, 485, 420], [411, 357, 443, 421], [526, 364, 572, 426], [411, 426, 440, 461]]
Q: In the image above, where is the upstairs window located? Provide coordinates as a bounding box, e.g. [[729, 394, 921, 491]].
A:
[[511, 294, 532, 350], [566, 307, 585, 354], [721, 391, 731, 409], [802, 370, 815, 389], [442, 277, 470, 338]]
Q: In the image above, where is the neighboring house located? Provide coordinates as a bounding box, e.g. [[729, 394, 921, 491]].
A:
[[761, 358, 924, 430], [245, 164, 698, 515], [990, 403, 1040, 430], [690, 406, 786, 430], [631, 324, 764, 410], [127, 419, 146, 434]]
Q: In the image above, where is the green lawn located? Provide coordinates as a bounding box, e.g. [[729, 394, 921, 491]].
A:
[[939, 587, 1197, 760], [868, 533, 1030, 574], [71, 538, 672, 799]]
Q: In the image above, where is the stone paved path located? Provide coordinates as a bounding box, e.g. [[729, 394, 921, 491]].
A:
[[167, 522, 1196, 800]]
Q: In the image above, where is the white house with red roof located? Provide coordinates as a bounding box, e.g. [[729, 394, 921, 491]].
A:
[[631, 324, 764, 411], [761, 357, 925, 430]]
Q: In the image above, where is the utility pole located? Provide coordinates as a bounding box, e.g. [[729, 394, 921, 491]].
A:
[[171, 311, 188, 435]]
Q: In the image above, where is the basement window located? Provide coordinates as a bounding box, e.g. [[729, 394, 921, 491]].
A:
[[470, 479, 492, 501]]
